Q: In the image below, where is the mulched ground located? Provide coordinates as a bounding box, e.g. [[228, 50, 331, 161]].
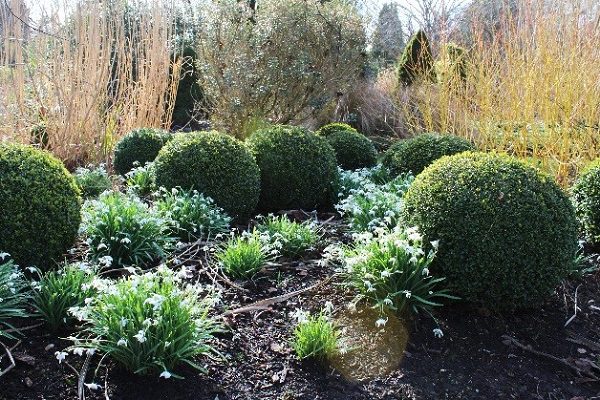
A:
[[2, 216, 600, 400]]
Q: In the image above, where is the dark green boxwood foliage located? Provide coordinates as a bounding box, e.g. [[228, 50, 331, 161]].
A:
[[247, 125, 339, 212], [154, 131, 260, 219], [316, 123, 377, 170], [382, 133, 475, 177], [572, 158, 600, 246], [171, 47, 205, 129], [113, 128, 171, 176], [403, 151, 578, 310], [0, 144, 81, 270], [397, 30, 435, 86]]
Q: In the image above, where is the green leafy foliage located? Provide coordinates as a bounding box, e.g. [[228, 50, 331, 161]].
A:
[[125, 162, 157, 198], [397, 30, 435, 86], [256, 215, 319, 258], [0, 143, 81, 270], [154, 131, 261, 219], [68, 267, 221, 377], [382, 133, 475, 177], [0, 257, 29, 339], [403, 151, 578, 310], [113, 128, 171, 176], [316, 124, 377, 170], [247, 125, 339, 212], [216, 231, 273, 280], [74, 164, 112, 198], [337, 227, 452, 317], [32, 263, 96, 332], [572, 158, 600, 246], [81, 191, 171, 269], [156, 187, 231, 243], [291, 306, 339, 360], [336, 171, 413, 232]]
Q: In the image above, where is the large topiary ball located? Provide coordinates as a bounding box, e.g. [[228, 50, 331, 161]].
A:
[[403, 151, 578, 310], [382, 133, 475, 177], [316, 123, 377, 170], [154, 131, 260, 219], [113, 128, 172, 176], [0, 144, 81, 270], [247, 125, 339, 212], [572, 158, 600, 246]]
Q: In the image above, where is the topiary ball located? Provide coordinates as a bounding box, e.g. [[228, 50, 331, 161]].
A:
[[572, 158, 600, 246], [382, 133, 475, 177], [316, 123, 377, 170], [403, 151, 578, 310], [0, 144, 82, 270], [154, 131, 260, 219], [113, 128, 172, 176], [247, 125, 339, 212]]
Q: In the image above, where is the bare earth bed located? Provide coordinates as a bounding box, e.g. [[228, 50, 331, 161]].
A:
[[1, 217, 599, 400]]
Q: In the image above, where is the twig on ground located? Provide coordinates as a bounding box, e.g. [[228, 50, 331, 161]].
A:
[[502, 335, 600, 381], [564, 284, 582, 327], [0, 340, 20, 377]]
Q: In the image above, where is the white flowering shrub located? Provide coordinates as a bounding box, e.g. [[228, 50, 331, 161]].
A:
[[68, 266, 221, 377], [255, 215, 319, 258], [291, 304, 339, 360], [81, 191, 172, 268], [32, 263, 96, 332], [125, 162, 156, 198], [74, 164, 112, 199], [335, 227, 454, 318], [216, 230, 276, 280], [155, 187, 231, 243], [0, 255, 29, 339], [336, 172, 414, 232]]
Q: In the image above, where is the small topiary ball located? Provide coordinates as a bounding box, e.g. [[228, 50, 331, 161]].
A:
[[113, 128, 172, 176], [154, 131, 260, 219], [0, 144, 82, 270], [382, 133, 475, 177], [247, 125, 339, 212], [572, 158, 600, 246], [316, 123, 377, 170], [403, 151, 578, 310]]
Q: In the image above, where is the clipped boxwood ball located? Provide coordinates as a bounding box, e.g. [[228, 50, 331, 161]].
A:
[[572, 158, 600, 246], [382, 133, 475, 176], [113, 128, 171, 175], [0, 144, 81, 270], [247, 125, 339, 212], [316, 124, 377, 170], [154, 131, 260, 219], [403, 151, 578, 310]]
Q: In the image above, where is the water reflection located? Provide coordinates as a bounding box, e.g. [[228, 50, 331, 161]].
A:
[[330, 304, 409, 381]]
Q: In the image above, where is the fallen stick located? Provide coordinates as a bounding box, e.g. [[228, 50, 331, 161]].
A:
[[502, 335, 600, 380], [0, 340, 20, 377], [223, 275, 334, 316]]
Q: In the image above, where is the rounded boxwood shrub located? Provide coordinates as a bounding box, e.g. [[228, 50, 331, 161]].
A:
[[0, 144, 81, 270], [113, 128, 171, 176], [403, 151, 578, 310], [572, 158, 600, 246], [316, 123, 377, 170], [247, 125, 339, 212], [382, 133, 475, 177], [154, 131, 260, 219]]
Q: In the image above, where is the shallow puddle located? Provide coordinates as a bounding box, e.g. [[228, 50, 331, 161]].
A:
[[330, 305, 409, 381]]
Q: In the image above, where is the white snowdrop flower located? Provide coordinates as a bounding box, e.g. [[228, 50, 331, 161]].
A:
[[375, 317, 388, 328], [117, 338, 128, 347], [55, 351, 68, 363], [383, 298, 393, 306], [98, 255, 113, 267], [380, 270, 391, 278], [431, 240, 440, 250], [120, 317, 128, 327], [86, 348, 96, 356], [120, 237, 131, 244], [133, 330, 147, 343], [144, 294, 165, 311], [0, 252, 9, 260], [291, 308, 309, 324], [324, 301, 334, 314], [84, 383, 102, 391], [72, 347, 85, 356], [96, 243, 108, 251], [26, 266, 37, 274], [84, 297, 93, 305], [433, 328, 444, 338], [403, 290, 412, 298], [159, 370, 172, 379], [406, 227, 422, 242]]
